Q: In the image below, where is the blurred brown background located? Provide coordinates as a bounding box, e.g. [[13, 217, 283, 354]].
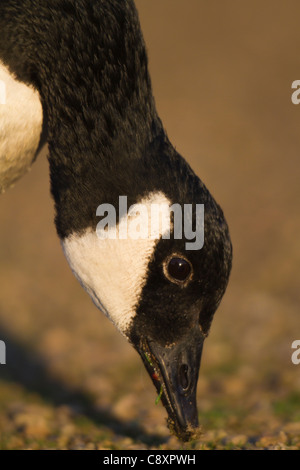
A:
[[0, 0, 299, 449]]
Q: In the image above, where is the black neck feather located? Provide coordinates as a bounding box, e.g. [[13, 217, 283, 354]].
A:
[[0, 0, 169, 236]]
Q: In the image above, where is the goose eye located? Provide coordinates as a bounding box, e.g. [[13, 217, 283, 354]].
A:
[[166, 257, 192, 283]]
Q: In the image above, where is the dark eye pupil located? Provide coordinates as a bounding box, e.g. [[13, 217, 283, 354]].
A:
[[167, 257, 191, 281]]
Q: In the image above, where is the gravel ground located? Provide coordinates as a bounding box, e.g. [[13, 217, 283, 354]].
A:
[[0, 0, 300, 451]]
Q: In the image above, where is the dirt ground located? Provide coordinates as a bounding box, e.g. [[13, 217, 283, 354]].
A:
[[0, 0, 299, 450]]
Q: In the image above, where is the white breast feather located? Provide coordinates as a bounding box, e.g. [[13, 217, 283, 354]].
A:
[[0, 62, 43, 193]]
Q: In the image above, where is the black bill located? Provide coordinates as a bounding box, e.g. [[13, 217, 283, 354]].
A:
[[137, 327, 204, 441]]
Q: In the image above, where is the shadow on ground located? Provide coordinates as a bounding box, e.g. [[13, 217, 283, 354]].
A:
[[0, 320, 166, 447]]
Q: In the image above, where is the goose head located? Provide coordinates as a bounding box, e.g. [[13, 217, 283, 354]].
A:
[[61, 136, 232, 441]]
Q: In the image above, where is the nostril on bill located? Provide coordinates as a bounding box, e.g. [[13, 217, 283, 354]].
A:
[[179, 363, 189, 391]]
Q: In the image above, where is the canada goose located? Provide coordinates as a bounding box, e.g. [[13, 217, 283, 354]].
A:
[[0, 0, 232, 441]]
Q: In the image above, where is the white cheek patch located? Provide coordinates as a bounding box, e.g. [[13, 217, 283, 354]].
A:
[[0, 61, 43, 193], [62, 192, 172, 336]]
